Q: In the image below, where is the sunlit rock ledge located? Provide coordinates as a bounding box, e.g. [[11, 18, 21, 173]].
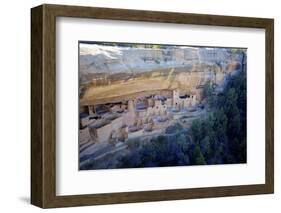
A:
[[79, 44, 246, 105]]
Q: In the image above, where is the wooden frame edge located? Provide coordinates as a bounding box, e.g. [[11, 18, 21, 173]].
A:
[[31, 4, 274, 208], [44, 184, 271, 208], [31, 5, 44, 207], [265, 18, 274, 194]]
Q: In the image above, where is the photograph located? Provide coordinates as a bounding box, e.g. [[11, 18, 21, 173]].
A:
[[78, 42, 247, 170]]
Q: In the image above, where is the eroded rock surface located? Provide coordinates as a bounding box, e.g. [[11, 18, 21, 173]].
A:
[[79, 44, 246, 105]]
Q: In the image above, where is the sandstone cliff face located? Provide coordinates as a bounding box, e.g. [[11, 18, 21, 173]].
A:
[[79, 44, 246, 105]]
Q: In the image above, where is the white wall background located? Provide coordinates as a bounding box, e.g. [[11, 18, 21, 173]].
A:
[[0, 0, 279, 211]]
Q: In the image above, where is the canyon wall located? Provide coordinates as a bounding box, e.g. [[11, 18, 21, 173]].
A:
[[79, 44, 246, 105]]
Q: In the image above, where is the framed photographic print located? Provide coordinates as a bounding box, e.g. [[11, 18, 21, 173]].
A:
[[31, 4, 274, 208]]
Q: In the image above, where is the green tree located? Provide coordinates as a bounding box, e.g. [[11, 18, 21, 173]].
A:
[[202, 81, 213, 99], [190, 119, 202, 143], [193, 145, 206, 165], [202, 81, 215, 107], [213, 109, 228, 140], [199, 136, 211, 158]]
